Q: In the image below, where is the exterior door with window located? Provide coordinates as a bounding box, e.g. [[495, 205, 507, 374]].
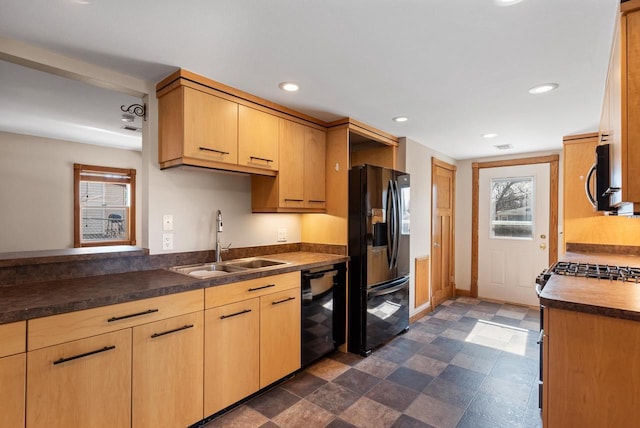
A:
[[478, 163, 549, 306]]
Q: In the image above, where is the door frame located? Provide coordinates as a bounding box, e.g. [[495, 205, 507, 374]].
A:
[[431, 157, 457, 307], [471, 155, 559, 298]]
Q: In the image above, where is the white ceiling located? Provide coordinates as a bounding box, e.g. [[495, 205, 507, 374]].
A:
[[0, 0, 620, 160]]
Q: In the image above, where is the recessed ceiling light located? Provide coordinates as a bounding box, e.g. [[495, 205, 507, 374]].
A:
[[482, 133, 499, 139], [494, 0, 524, 6], [73, 0, 92, 4], [528, 83, 559, 95], [278, 82, 299, 92], [393, 116, 408, 123]]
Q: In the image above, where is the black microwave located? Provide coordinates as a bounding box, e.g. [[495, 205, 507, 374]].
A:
[[585, 144, 619, 213]]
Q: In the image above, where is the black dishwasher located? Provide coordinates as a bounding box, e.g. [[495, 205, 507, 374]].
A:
[[301, 263, 346, 367]]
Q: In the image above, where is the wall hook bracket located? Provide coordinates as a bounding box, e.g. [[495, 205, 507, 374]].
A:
[[121, 103, 146, 121]]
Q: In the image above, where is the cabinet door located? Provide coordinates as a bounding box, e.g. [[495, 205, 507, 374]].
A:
[[238, 105, 279, 171], [204, 299, 260, 415], [0, 353, 25, 428], [183, 87, 238, 165], [304, 126, 326, 208], [260, 287, 301, 388], [26, 329, 131, 428], [563, 136, 600, 220], [132, 311, 204, 428], [279, 119, 305, 208]]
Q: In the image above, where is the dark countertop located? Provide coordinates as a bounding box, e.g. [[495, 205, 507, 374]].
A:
[[0, 252, 348, 324], [540, 251, 640, 321]]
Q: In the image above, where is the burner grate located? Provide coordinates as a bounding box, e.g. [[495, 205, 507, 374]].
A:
[[551, 262, 640, 283]]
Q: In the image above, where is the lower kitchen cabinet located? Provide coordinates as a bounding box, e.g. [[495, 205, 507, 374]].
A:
[[132, 311, 204, 428], [203, 272, 301, 416], [26, 329, 132, 428], [544, 308, 640, 427], [1, 353, 25, 428], [260, 287, 301, 387], [204, 298, 260, 415], [0, 321, 26, 428]]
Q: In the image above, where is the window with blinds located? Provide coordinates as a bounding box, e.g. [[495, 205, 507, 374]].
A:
[[74, 164, 136, 247]]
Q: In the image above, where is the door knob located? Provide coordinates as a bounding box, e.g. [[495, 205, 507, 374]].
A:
[[540, 243, 547, 250], [434, 242, 440, 247]]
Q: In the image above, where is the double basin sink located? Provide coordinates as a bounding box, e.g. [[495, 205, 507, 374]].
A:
[[169, 257, 289, 279]]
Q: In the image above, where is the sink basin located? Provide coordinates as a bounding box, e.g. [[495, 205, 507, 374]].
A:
[[169, 262, 247, 279], [224, 258, 288, 269], [169, 258, 288, 279]]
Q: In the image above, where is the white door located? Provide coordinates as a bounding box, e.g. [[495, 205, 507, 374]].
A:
[[478, 163, 550, 307]]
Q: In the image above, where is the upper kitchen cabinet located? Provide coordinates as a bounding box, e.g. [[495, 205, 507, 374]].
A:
[[158, 69, 330, 177], [159, 86, 239, 166], [238, 105, 279, 172], [252, 119, 327, 213], [563, 133, 602, 220], [600, 0, 640, 214]]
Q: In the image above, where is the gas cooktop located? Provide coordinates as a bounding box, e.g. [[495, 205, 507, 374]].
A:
[[549, 261, 640, 283]]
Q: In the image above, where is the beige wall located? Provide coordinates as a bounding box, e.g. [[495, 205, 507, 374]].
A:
[[0, 131, 142, 252], [1, 38, 302, 255], [399, 137, 456, 316]]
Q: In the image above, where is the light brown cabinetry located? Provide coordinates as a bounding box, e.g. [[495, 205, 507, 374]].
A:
[[259, 287, 301, 386], [543, 308, 640, 427], [157, 81, 279, 176], [562, 133, 602, 248], [159, 86, 238, 167], [252, 120, 327, 212], [25, 290, 204, 428], [203, 272, 300, 415], [0, 321, 26, 428], [26, 329, 132, 428], [132, 311, 204, 428], [204, 298, 260, 415], [599, 0, 640, 212], [238, 105, 279, 171]]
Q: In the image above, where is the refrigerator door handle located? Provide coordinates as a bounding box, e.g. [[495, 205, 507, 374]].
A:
[[386, 180, 394, 269], [390, 179, 400, 268]]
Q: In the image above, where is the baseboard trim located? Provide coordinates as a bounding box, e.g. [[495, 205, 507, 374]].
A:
[[454, 288, 471, 297], [410, 305, 433, 323]]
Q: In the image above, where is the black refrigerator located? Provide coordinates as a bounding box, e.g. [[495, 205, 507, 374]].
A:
[[348, 164, 410, 356]]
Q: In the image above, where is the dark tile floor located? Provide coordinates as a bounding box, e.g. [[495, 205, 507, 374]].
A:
[[202, 297, 542, 428]]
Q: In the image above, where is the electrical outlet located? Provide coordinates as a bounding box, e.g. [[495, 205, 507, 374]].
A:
[[163, 214, 174, 231], [277, 228, 287, 242], [162, 233, 174, 250]]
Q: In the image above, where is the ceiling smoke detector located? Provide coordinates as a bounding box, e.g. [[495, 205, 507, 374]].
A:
[[494, 144, 513, 150]]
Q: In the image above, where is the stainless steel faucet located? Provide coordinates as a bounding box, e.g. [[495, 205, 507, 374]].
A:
[[215, 209, 223, 262]]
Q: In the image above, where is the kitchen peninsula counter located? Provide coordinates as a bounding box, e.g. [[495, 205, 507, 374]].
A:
[[540, 251, 640, 321], [0, 251, 348, 324]]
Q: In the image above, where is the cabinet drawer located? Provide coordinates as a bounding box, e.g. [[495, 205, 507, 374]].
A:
[[205, 272, 300, 309], [28, 290, 204, 351], [0, 321, 26, 357]]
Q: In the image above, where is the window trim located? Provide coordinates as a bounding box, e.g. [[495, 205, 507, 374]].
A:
[[74, 163, 136, 248]]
